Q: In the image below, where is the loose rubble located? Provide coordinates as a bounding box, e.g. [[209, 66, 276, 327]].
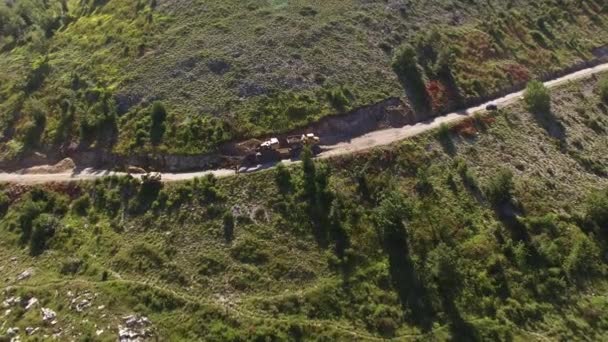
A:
[[118, 315, 153, 342], [70, 292, 95, 312], [2, 296, 20, 308], [25, 327, 39, 335], [41, 307, 57, 324]]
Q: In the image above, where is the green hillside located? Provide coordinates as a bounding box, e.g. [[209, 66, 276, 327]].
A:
[[1, 0, 608, 160], [0, 72, 607, 340]]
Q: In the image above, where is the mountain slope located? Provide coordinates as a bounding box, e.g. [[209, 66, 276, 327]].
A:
[[0, 71, 607, 340], [1, 0, 608, 161]]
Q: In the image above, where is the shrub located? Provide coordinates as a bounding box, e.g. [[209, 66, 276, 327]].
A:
[[392, 44, 419, 77], [326, 86, 352, 111], [71, 194, 91, 216], [30, 214, 60, 256], [524, 80, 551, 113], [230, 237, 268, 264], [563, 235, 600, 278], [585, 189, 608, 228], [485, 168, 515, 206], [392, 44, 429, 108]]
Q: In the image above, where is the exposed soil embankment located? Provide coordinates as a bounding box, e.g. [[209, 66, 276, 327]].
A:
[[2, 47, 608, 175], [220, 97, 421, 156]]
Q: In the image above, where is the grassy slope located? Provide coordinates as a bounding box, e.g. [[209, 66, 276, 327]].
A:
[[1, 72, 607, 340], [1, 0, 608, 158]]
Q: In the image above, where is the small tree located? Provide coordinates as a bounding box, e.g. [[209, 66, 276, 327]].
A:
[[30, 214, 60, 256], [392, 44, 429, 109], [524, 80, 551, 113], [586, 189, 608, 228], [485, 168, 515, 206]]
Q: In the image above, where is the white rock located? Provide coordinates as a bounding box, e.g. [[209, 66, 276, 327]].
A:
[[6, 327, 19, 335], [118, 315, 152, 341], [16, 268, 33, 281], [41, 307, 57, 322], [2, 296, 20, 308], [25, 297, 38, 310], [75, 299, 91, 312], [25, 327, 39, 335], [96, 329, 104, 336]]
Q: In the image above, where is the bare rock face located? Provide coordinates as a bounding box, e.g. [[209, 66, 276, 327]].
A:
[[118, 315, 153, 342]]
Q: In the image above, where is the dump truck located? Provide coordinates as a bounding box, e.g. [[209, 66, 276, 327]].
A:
[[244, 133, 321, 165]]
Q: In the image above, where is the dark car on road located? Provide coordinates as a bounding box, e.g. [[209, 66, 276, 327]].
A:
[[486, 104, 498, 111]]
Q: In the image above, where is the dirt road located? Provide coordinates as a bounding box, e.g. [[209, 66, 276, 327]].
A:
[[2, 62, 608, 184]]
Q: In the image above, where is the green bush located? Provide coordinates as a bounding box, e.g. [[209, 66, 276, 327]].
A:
[[524, 80, 551, 113], [30, 214, 60, 256], [585, 189, 608, 228], [326, 86, 352, 111], [392, 44, 429, 108], [71, 194, 91, 216], [485, 168, 515, 206], [230, 237, 268, 264]]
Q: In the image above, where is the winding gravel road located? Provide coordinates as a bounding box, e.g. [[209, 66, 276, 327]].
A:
[[2, 62, 608, 184]]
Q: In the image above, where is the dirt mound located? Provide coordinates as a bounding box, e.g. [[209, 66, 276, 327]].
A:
[[19, 158, 76, 175]]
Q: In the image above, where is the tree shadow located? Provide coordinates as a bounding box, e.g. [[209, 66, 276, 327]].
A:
[[439, 68, 465, 109], [494, 202, 548, 268], [441, 293, 480, 342], [384, 226, 434, 331], [438, 134, 457, 156], [395, 73, 432, 115], [531, 109, 567, 147]]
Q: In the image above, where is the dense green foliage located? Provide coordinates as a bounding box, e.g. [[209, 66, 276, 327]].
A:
[[0, 76, 607, 340], [524, 80, 552, 114], [1, 0, 608, 159]]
